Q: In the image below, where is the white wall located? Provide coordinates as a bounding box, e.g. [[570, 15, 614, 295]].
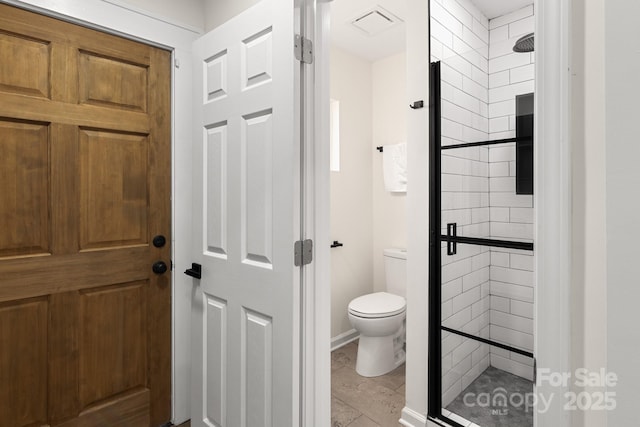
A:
[[118, 0, 205, 30], [604, 0, 640, 425], [203, 0, 261, 31], [372, 52, 408, 292], [330, 46, 374, 339]]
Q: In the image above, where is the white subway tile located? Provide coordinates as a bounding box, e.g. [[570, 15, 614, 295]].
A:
[[511, 351, 535, 367], [471, 207, 490, 223], [489, 25, 509, 43], [488, 99, 515, 117], [442, 277, 463, 301], [442, 208, 472, 227], [489, 177, 516, 192], [452, 286, 481, 312], [442, 300, 453, 320], [431, 38, 444, 61], [463, 76, 488, 103], [441, 63, 464, 87], [462, 266, 490, 291], [432, 1, 464, 37], [489, 5, 534, 30], [510, 300, 534, 319], [462, 25, 487, 51], [452, 338, 479, 366], [463, 311, 489, 335], [491, 309, 533, 334], [489, 145, 516, 162], [490, 193, 534, 207], [510, 207, 534, 223], [490, 280, 533, 302], [491, 130, 516, 140], [472, 342, 490, 366], [490, 353, 534, 380], [509, 16, 535, 38], [431, 18, 454, 48], [489, 52, 531, 73], [510, 63, 534, 83], [443, 306, 472, 330], [489, 70, 510, 88], [443, 191, 486, 210], [509, 115, 517, 130], [444, 257, 473, 283], [490, 324, 533, 350], [490, 206, 510, 222], [472, 295, 491, 319], [442, 380, 462, 408], [443, 51, 474, 79], [491, 251, 510, 268], [443, 99, 472, 125], [488, 162, 509, 178], [489, 36, 521, 59], [490, 295, 510, 312], [489, 116, 509, 133], [456, 0, 489, 28], [472, 18, 489, 43], [489, 80, 535, 103], [472, 251, 491, 270], [491, 222, 534, 240], [510, 253, 534, 271], [442, 0, 474, 27], [443, 332, 463, 355], [490, 266, 534, 286]]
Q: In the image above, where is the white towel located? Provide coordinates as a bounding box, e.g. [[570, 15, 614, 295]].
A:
[[382, 143, 407, 192]]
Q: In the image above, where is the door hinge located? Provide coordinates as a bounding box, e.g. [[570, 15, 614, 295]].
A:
[[294, 239, 313, 266], [294, 34, 313, 64]]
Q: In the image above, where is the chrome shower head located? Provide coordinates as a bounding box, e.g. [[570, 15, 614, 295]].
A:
[[513, 33, 534, 53]]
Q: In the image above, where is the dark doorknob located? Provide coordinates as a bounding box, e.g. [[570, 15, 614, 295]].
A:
[[152, 261, 168, 274], [153, 235, 167, 248]]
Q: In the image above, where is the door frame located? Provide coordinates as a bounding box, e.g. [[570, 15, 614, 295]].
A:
[[313, 1, 573, 427], [0, 0, 199, 423]]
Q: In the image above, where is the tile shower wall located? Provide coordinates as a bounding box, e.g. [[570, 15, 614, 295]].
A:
[[487, 5, 535, 381], [430, 0, 492, 406]]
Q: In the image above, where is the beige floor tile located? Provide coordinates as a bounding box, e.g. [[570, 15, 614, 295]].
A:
[[331, 396, 362, 427], [370, 363, 405, 391], [332, 366, 405, 427], [348, 414, 381, 427], [331, 341, 358, 371]]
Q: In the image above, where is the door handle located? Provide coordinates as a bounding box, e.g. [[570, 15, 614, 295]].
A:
[[184, 263, 202, 279], [152, 261, 168, 274], [446, 223, 457, 256]]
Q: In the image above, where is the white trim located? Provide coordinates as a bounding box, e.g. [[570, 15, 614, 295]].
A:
[[400, 407, 428, 427], [305, 1, 331, 426], [534, 0, 572, 426], [2, 1, 199, 424], [330, 329, 359, 351]]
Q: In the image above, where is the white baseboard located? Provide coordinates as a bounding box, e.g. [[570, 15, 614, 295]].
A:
[[399, 407, 427, 427], [330, 329, 359, 351]]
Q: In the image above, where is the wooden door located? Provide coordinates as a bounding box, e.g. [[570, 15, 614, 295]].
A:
[[0, 4, 171, 426], [190, 0, 301, 425]]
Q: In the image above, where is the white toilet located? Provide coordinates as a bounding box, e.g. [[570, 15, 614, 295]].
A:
[[348, 248, 407, 377]]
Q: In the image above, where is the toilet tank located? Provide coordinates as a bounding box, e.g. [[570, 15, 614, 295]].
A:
[[384, 248, 407, 297]]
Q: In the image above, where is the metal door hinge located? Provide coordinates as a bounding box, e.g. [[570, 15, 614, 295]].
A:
[[294, 239, 313, 266], [294, 34, 313, 64]]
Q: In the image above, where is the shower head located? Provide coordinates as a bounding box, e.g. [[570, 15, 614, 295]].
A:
[[513, 33, 534, 53]]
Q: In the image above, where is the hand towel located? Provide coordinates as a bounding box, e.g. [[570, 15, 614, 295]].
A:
[[383, 142, 407, 192]]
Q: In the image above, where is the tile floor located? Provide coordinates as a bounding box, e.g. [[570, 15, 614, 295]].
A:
[[331, 340, 405, 427], [445, 366, 534, 427]]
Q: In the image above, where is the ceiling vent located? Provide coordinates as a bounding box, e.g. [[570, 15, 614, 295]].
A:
[[350, 6, 403, 37]]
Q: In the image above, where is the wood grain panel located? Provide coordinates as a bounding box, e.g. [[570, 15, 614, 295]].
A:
[[79, 52, 148, 112], [0, 30, 50, 98], [0, 118, 50, 257], [48, 292, 80, 423], [0, 298, 48, 427], [79, 282, 147, 409], [79, 128, 149, 250], [57, 389, 151, 427]]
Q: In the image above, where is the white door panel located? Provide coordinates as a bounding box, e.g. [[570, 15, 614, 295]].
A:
[[191, 0, 300, 425]]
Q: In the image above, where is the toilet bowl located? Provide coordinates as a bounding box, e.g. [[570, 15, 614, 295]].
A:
[[348, 291, 406, 377]]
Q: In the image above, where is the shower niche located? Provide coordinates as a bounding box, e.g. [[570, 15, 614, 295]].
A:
[[428, 1, 536, 426]]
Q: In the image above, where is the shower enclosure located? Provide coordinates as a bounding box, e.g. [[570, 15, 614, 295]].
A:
[[427, 2, 536, 426]]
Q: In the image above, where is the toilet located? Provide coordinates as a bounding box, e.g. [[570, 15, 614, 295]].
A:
[[348, 248, 407, 377]]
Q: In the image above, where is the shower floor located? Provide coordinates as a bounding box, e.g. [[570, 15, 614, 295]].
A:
[[445, 366, 534, 427]]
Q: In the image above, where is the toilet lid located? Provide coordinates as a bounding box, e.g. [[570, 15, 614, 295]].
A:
[[348, 292, 406, 318]]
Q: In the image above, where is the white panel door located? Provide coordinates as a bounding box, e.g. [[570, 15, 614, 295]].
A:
[[190, 0, 300, 426]]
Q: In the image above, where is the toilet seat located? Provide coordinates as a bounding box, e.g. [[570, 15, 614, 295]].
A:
[[348, 292, 406, 319]]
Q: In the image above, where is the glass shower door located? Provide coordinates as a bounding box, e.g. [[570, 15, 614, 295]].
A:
[[428, 61, 536, 427]]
